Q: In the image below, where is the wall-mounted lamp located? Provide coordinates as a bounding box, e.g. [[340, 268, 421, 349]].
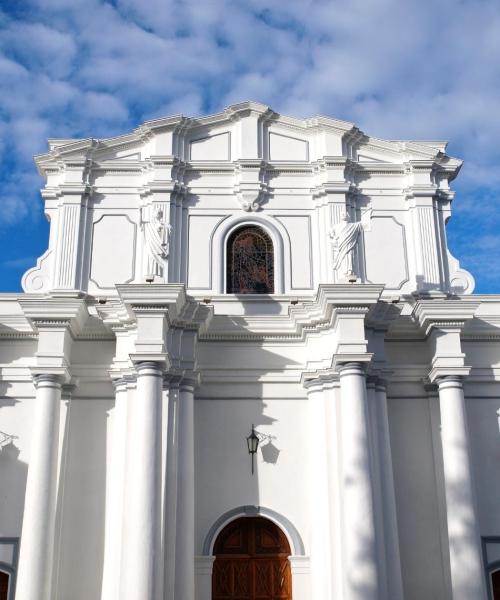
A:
[[497, 409, 500, 434], [246, 425, 260, 475]]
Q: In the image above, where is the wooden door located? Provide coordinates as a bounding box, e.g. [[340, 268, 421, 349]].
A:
[[212, 516, 292, 600]]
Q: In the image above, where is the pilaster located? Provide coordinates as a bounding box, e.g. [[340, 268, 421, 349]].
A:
[[302, 374, 333, 599], [311, 159, 351, 283], [140, 157, 187, 284], [412, 297, 486, 600], [49, 179, 92, 292], [405, 163, 443, 291], [16, 297, 86, 600]]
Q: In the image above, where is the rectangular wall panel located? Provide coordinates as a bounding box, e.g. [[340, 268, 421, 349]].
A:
[[276, 215, 313, 290], [187, 215, 222, 290], [364, 215, 409, 290], [90, 214, 136, 289]]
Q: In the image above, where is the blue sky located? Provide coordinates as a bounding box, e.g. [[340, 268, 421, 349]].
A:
[[0, 0, 499, 293]]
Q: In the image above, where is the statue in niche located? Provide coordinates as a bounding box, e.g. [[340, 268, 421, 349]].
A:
[[142, 206, 172, 280], [330, 209, 372, 280]]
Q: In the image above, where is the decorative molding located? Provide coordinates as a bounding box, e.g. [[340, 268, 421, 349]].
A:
[[447, 249, 475, 295], [202, 505, 305, 556], [21, 249, 53, 293], [233, 160, 269, 211]]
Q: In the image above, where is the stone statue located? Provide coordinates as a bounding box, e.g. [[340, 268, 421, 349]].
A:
[[142, 206, 172, 280], [330, 209, 372, 280]]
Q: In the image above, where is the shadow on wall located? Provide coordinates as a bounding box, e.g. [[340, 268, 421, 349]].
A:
[[53, 392, 111, 600], [194, 291, 305, 563], [0, 441, 27, 537], [0, 389, 28, 538], [0, 386, 27, 600]]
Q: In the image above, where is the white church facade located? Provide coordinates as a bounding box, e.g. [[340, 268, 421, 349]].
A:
[[0, 101, 500, 600]]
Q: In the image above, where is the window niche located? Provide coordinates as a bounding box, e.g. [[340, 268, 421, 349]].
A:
[[226, 225, 274, 294]]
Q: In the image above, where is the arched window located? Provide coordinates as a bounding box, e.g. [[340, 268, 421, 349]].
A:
[[492, 569, 500, 599], [227, 226, 274, 294]]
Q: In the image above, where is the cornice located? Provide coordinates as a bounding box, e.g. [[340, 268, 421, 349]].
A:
[[116, 283, 187, 321], [33, 103, 461, 182], [19, 296, 89, 336], [411, 297, 480, 335], [197, 284, 382, 341], [0, 331, 37, 340]]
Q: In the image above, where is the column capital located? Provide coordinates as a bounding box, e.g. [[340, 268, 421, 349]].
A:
[[130, 353, 170, 370], [32, 373, 64, 389], [134, 360, 165, 377], [180, 370, 200, 392], [436, 374, 466, 390], [332, 353, 373, 371], [179, 380, 196, 393], [428, 365, 470, 384], [164, 369, 200, 390], [338, 361, 367, 377]]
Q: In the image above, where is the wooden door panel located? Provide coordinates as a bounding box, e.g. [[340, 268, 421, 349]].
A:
[[213, 561, 232, 598], [254, 560, 272, 598], [273, 560, 292, 598], [234, 561, 251, 598]]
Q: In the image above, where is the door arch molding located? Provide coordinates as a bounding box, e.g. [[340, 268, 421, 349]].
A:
[[202, 505, 305, 556]]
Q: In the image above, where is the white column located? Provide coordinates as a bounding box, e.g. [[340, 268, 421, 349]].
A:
[[365, 379, 388, 600], [16, 374, 62, 600], [338, 362, 379, 600], [121, 362, 163, 600], [101, 378, 129, 600], [374, 381, 404, 600], [305, 377, 332, 599], [174, 380, 195, 600], [438, 376, 486, 600], [164, 382, 179, 599]]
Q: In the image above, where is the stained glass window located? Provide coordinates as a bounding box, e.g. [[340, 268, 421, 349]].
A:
[[227, 226, 274, 294]]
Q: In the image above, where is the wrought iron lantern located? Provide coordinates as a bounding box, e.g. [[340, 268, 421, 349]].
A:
[[246, 424, 260, 475]]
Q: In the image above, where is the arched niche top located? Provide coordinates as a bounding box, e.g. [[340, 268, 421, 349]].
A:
[[202, 505, 305, 556]]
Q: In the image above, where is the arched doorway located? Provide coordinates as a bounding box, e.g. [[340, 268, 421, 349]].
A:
[[212, 516, 292, 600]]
